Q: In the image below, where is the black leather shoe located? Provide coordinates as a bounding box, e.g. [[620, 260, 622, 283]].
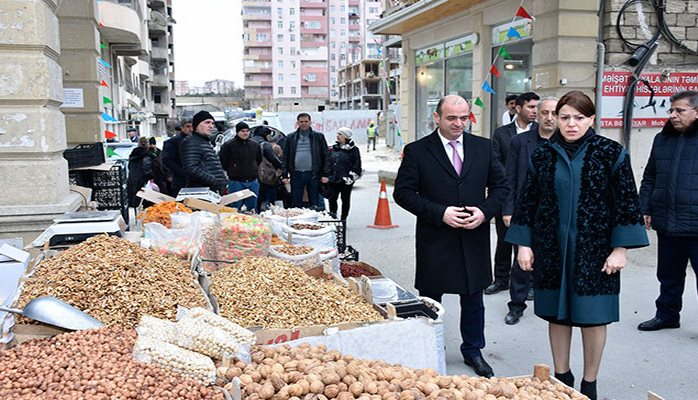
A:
[[526, 287, 534, 301], [484, 281, 508, 295], [463, 355, 494, 378], [637, 317, 680, 331], [505, 310, 522, 325]]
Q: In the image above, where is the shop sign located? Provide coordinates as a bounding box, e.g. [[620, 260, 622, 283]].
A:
[[415, 44, 444, 66], [600, 71, 698, 129], [445, 34, 476, 58], [492, 19, 532, 46]]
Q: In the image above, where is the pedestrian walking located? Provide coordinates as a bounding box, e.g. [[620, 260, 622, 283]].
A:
[[219, 121, 262, 212], [252, 126, 284, 211], [127, 127, 139, 143], [501, 94, 518, 127], [180, 111, 228, 194], [326, 127, 361, 220], [281, 113, 330, 209], [126, 136, 153, 208], [148, 137, 170, 195], [367, 120, 378, 152], [638, 90, 698, 332], [500, 96, 558, 325], [487, 92, 540, 295], [506, 91, 648, 399], [394, 94, 507, 378], [162, 119, 193, 197]]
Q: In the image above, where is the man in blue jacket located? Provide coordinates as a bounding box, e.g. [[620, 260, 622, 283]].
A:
[[638, 90, 698, 331]]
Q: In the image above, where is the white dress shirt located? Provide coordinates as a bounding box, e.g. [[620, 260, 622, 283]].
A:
[[437, 130, 463, 168], [501, 110, 517, 126], [515, 119, 533, 134]]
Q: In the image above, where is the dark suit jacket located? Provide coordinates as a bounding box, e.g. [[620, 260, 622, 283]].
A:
[[502, 127, 545, 216], [393, 130, 507, 295], [492, 121, 539, 169]]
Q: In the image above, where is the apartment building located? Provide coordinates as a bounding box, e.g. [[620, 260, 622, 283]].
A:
[[205, 79, 236, 95], [242, 0, 383, 112]]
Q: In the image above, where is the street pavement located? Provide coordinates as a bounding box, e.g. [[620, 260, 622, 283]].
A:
[[339, 142, 697, 400]]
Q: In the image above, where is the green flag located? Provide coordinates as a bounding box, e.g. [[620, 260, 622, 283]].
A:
[[498, 46, 512, 59], [474, 97, 485, 109], [103, 96, 112, 104], [106, 147, 117, 157], [100, 43, 108, 50]]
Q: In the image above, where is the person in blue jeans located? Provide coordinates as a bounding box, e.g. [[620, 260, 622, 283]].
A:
[[219, 121, 262, 211], [281, 113, 330, 209]]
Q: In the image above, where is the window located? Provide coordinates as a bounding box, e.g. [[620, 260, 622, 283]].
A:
[[290, 34, 295, 42], [277, 20, 283, 28], [278, 60, 284, 68], [278, 47, 283, 55], [304, 73, 316, 82], [331, 42, 336, 48], [305, 21, 321, 29], [256, 33, 267, 42], [331, 78, 336, 85], [340, 6, 345, 12], [330, 17, 335, 25], [331, 66, 336, 72], [331, 54, 336, 61], [330, 5, 335, 12], [278, 73, 284, 81], [289, 7, 295, 15], [369, 7, 378, 13], [340, 54, 346, 60], [340, 42, 345, 49], [277, 7, 282, 14], [340, 17, 346, 24], [290, 22, 295, 30], [340, 30, 345, 37], [242, 33, 250, 41], [291, 87, 297, 94], [291, 61, 296, 68], [277, 34, 284, 41], [290, 47, 296, 55], [278, 87, 284, 95], [291, 73, 297, 81]]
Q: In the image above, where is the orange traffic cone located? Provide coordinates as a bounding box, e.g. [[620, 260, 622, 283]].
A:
[[367, 180, 399, 229]]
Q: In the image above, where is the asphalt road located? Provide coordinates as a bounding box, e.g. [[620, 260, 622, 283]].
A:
[[338, 144, 697, 400]]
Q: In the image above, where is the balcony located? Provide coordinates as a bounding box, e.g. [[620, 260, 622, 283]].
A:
[[149, 0, 165, 7], [245, 52, 272, 61], [300, 0, 327, 8], [245, 80, 273, 87], [151, 46, 168, 61], [242, 12, 272, 20], [148, 10, 167, 36], [98, 0, 145, 54], [154, 103, 171, 116], [152, 74, 168, 87], [137, 60, 151, 80]]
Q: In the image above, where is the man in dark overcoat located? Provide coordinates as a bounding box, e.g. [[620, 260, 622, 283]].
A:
[[393, 95, 507, 377]]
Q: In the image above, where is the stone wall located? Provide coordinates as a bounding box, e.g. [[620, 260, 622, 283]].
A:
[[604, 0, 698, 69]]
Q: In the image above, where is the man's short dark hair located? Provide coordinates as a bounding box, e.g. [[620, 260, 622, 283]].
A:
[[296, 113, 311, 121], [515, 92, 540, 107], [670, 90, 698, 108], [148, 137, 156, 146], [505, 94, 518, 103]]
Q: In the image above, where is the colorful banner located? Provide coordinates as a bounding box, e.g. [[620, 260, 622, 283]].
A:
[[445, 34, 476, 58], [415, 44, 445, 66]]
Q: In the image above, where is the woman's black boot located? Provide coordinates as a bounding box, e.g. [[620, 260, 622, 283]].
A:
[[554, 370, 575, 387], [580, 379, 597, 400]]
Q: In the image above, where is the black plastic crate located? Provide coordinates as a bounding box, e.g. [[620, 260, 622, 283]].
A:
[[63, 143, 105, 170], [91, 164, 126, 189], [317, 219, 346, 252], [93, 186, 129, 224], [340, 245, 359, 261]]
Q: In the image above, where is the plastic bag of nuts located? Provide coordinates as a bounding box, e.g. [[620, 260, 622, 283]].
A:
[[180, 307, 257, 347], [176, 317, 249, 361], [135, 315, 179, 344], [268, 244, 321, 271], [132, 336, 217, 385]]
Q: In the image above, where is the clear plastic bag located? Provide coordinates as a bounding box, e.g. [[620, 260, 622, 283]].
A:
[[201, 213, 271, 264], [135, 315, 179, 344], [144, 222, 196, 259], [281, 223, 336, 250], [132, 336, 216, 384], [268, 244, 321, 271], [179, 307, 256, 347], [175, 317, 246, 361]]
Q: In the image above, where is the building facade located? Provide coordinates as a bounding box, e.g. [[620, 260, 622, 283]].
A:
[[242, 0, 383, 112], [370, 0, 698, 179], [204, 79, 236, 95]]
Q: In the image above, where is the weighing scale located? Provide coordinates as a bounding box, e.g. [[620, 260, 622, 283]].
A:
[[31, 210, 126, 247], [356, 276, 440, 320], [175, 187, 221, 203]]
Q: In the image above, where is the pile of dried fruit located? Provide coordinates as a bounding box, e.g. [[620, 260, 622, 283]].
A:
[[140, 201, 192, 228], [17, 235, 209, 327], [0, 327, 224, 399], [210, 257, 383, 329], [290, 223, 325, 231], [216, 344, 588, 400], [340, 262, 381, 278], [271, 234, 286, 245]]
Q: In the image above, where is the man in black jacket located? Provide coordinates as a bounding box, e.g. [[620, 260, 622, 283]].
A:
[[394, 95, 507, 378], [179, 111, 228, 193], [162, 119, 192, 197], [281, 113, 330, 208], [500, 96, 557, 325], [638, 90, 698, 332], [486, 92, 539, 295], [219, 121, 263, 211]]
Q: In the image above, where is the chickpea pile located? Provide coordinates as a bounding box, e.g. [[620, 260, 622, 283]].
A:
[[216, 344, 588, 400], [0, 327, 224, 400]]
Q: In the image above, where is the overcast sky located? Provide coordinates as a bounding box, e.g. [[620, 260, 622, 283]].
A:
[[171, 0, 243, 87]]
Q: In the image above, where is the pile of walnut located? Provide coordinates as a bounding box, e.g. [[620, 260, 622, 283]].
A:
[[210, 257, 383, 329], [17, 235, 210, 327], [0, 327, 224, 400], [216, 344, 588, 400]]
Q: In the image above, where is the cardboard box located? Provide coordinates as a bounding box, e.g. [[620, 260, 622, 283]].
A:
[[137, 189, 255, 213]]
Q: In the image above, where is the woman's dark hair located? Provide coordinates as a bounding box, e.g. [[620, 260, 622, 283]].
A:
[[555, 90, 596, 117]]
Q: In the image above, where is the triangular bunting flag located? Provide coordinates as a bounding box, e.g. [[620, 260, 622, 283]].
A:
[[100, 80, 109, 87], [98, 21, 104, 27], [98, 58, 112, 69], [474, 97, 485, 109], [104, 130, 117, 139], [516, 6, 533, 20], [482, 81, 496, 94], [498, 46, 512, 59], [101, 112, 117, 123], [490, 65, 501, 78], [507, 27, 522, 40], [100, 43, 108, 50], [106, 147, 118, 157], [468, 112, 477, 124], [103, 96, 112, 104]]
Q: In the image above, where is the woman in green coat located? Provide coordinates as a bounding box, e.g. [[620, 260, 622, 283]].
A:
[[506, 91, 648, 400]]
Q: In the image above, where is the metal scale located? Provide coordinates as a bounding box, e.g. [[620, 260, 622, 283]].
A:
[[31, 210, 126, 247], [351, 276, 440, 320], [175, 187, 221, 203]]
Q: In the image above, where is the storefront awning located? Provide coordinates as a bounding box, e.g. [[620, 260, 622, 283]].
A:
[[369, 0, 484, 36]]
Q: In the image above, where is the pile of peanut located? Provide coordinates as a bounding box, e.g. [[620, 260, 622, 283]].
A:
[[273, 244, 316, 256], [217, 344, 588, 400], [17, 235, 210, 327], [290, 224, 325, 231], [0, 327, 224, 400], [210, 257, 383, 329]]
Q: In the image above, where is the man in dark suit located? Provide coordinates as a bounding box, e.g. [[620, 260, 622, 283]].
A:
[[162, 119, 192, 197], [501, 97, 558, 325], [394, 95, 507, 377], [486, 92, 540, 295]]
